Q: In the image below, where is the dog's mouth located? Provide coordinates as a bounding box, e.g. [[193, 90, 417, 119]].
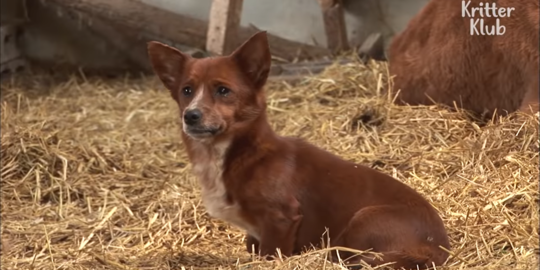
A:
[[184, 126, 223, 138]]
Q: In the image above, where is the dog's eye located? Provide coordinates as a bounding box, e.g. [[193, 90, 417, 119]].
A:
[[182, 87, 192, 96], [217, 86, 230, 96]]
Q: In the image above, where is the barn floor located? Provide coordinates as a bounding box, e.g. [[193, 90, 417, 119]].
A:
[[1, 61, 538, 270]]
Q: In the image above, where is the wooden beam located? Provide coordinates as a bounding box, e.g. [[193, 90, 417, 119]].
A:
[[318, 0, 349, 53], [268, 59, 353, 84], [269, 59, 353, 77], [206, 0, 244, 56], [44, 0, 331, 61], [84, 16, 153, 71]]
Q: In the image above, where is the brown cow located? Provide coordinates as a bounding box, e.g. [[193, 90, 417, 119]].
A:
[[388, 0, 539, 117]]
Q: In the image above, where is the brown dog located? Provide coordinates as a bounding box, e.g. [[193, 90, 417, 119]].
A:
[[388, 0, 539, 116], [147, 31, 450, 269]]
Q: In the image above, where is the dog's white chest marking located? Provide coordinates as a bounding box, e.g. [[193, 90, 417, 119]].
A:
[[191, 140, 260, 239]]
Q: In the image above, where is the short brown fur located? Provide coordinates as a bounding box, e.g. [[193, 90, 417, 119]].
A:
[[147, 32, 451, 270], [388, 0, 539, 116]]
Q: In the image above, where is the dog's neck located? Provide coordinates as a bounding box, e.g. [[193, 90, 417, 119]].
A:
[[182, 112, 279, 187], [180, 113, 274, 239]]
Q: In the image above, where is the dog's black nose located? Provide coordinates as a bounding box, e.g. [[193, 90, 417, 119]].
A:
[[184, 109, 202, 126]]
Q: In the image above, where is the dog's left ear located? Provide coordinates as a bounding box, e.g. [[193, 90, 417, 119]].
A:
[[230, 31, 272, 90]]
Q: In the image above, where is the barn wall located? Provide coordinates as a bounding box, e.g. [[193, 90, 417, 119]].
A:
[[2, 0, 428, 72], [21, 1, 135, 71], [2, 0, 136, 72], [143, 0, 430, 49]]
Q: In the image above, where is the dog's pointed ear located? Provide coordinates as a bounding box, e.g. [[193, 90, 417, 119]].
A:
[[147, 41, 189, 92], [230, 31, 271, 89]]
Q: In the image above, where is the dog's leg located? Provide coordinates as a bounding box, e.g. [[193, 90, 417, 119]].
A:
[[330, 205, 449, 270], [257, 211, 303, 259]]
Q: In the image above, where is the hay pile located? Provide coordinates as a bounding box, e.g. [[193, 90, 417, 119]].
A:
[[1, 60, 538, 270]]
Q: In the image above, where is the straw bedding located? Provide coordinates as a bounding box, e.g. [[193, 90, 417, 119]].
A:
[[1, 60, 538, 270]]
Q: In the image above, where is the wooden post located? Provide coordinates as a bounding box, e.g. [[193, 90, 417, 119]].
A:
[[318, 0, 349, 53], [206, 0, 244, 56], [1, 23, 27, 76], [357, 32, 386, 63]]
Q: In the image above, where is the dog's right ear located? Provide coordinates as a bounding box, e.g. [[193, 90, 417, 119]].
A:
[[147, 41, 189, 92]]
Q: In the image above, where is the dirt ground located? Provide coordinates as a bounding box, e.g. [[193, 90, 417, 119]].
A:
[[1, 61, 538, 270]]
